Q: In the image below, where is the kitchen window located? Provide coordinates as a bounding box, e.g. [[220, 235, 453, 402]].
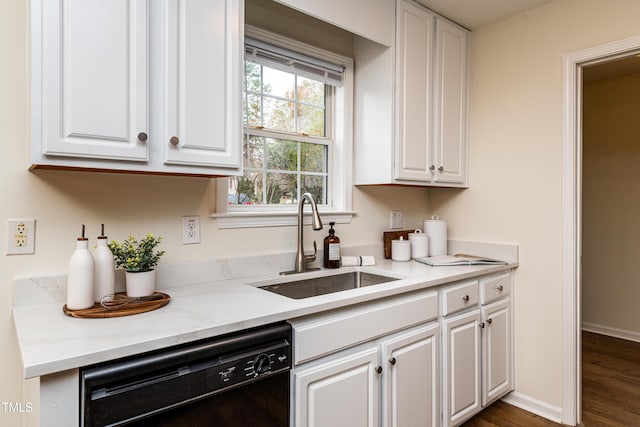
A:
[[215, 27, 354, 229]]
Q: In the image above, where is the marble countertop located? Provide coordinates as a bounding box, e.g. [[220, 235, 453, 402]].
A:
[[13, 242, 518, 379]]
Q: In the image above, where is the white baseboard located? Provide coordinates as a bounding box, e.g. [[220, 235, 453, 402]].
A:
[[581, 322, 640, 343], [501, 391, 563, 424]]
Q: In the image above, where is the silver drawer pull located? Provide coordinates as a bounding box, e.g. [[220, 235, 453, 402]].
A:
[[496, 285, 504, 291], [461, 295, 470, 302]]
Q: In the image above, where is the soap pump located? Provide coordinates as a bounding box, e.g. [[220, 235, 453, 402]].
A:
[[323, 222, 341, 269]]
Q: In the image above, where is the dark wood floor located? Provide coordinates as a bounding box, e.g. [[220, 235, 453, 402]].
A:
[[462, 331, 640, 426], [581, 331, 640, 426]]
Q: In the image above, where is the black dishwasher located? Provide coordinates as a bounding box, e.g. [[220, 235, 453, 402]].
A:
[[80, 322, 291, 427]]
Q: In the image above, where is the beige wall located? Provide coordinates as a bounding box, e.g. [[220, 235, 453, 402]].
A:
[[0, 2, 430, 424], [428, 0, 640, 409], [582, 72, 640, 334]]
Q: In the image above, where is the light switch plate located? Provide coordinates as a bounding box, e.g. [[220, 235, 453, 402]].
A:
[[390, 210, 404, 229], [7, 219, 36, 255]]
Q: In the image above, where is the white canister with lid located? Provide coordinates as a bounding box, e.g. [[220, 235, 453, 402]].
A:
[[391, 236, 411, 262], [408, 229, 429, 258], [423, 215, 447, 256]]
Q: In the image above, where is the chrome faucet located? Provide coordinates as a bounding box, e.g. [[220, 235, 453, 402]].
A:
[[281, 193, 323, 275]]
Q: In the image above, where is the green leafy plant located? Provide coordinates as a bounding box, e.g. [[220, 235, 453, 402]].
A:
[[108, 234, 165, 272]]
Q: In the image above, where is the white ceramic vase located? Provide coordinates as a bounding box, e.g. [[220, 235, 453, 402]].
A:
[[67, 238, 95, 310], [93, 237, 115, 302], [125, 269, 155, 297]]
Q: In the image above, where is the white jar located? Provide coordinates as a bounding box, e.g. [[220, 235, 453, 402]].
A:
[[423, 216, 447, 256], [391, 237, 411, 262], [93, 236, 115, 302], [67, 238, 95, 310], [408, 229, 429, 258]]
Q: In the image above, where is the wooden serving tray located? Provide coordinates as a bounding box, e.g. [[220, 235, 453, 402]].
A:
[[63, 292, 170, 318]]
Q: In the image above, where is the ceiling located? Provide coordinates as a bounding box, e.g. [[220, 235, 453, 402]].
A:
[[414, 0, 555, 30]]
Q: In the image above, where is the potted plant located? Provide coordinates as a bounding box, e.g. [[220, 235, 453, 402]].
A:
[[108, 234, 165, 297]]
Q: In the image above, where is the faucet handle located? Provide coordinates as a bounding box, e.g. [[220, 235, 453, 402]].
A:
[[305, 241, 318, 264]]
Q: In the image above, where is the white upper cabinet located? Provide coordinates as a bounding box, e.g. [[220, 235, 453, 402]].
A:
[[394, 0, 434, 182], [433, 18, 469, 185], [161, 0, 241, 169], [35, 0, 149, 162], [31, 0, 243, 176], [354, 0, 469, 187]]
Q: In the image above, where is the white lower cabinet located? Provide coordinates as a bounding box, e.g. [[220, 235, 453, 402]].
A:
[[294, 323, 440, 427], [295, 347, 381, 427], [441, 273, 513, 427], [291, 271, 513, 427], [481, 299, 512, 406], [291, 288, 440, 427], [382, 323, 440, 427], [442, 309, 482, 426]]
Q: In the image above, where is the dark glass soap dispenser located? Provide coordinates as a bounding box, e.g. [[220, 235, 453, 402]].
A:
[[323, 222, 341, 268]]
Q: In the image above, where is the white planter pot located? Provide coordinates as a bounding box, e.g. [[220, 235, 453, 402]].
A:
[[125, 269, 155, 297]]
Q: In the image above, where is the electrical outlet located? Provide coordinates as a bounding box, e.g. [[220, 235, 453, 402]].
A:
[[182, 215, 200, 245], [390, 210, 404, 229], [7, 219, 36, 255]]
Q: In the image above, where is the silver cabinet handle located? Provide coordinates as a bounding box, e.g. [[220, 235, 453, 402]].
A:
[[497, 285, 504, 291], [438, 166, 444, 172], [375, 366, 383, 374], [462, 295, 470, 302], [479, 322, 485, 329], [487, 318, 493, 325], [137, 132, 148, 142], [389, 357, 396, 366], [429, 165, 435, 171]]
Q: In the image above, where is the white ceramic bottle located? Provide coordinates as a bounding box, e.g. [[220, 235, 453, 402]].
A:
[[66, 225, 95, 310], [93, 224, 115, 303]]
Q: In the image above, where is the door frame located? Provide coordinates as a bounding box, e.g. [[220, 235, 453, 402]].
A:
[[561, 34, 640, 426]]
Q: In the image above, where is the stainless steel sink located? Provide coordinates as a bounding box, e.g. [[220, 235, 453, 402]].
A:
[[258, 271, 399, 299]]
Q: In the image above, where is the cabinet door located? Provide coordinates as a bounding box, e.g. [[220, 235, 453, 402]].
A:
[[394, 0, 434, 182], [162, 0, 242, 169], [481, 299, 512, 405], [37, 0, 149, 161], [294, 347, 380, 427], [432, 18, 468, 185], [442, 309, 481, 427], [381, 323, 439, 427]]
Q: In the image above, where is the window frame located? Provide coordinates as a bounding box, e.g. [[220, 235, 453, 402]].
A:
[[214, 26, 354, 229], [237, 60, 333, 207]]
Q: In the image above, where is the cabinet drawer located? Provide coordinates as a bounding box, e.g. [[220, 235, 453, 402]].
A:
[[480, 273, 511, 305], [291, 289, 438, 365], [441, 280, 478, 316]]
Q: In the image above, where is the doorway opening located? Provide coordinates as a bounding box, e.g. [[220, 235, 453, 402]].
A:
[[562, 35, 640, 426]]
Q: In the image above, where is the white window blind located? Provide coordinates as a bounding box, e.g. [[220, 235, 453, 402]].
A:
[[245, 37, 345, 87]]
